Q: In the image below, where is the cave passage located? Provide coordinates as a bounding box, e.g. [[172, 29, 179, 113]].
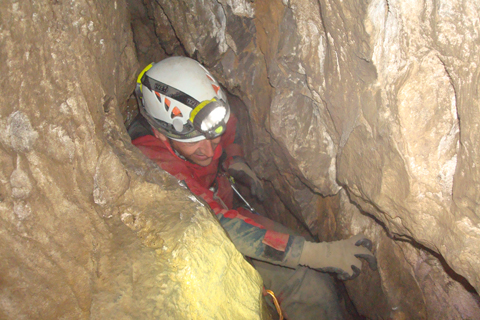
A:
[[2, 0, 480, 319], [123, 0, 480, 319]]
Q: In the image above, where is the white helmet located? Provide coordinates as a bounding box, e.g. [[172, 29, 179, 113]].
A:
[[135, 56, 230, 142]]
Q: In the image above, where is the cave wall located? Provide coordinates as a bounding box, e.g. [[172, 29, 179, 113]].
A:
[[0, 1, 268, 319], [132, 0, 480, 318], [2, 0, 480, 318]]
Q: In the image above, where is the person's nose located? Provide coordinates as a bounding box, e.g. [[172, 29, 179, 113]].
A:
[[199, 139, 216, 157]]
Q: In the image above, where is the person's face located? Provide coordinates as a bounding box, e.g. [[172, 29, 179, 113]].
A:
[[154, 130, 221, 167]]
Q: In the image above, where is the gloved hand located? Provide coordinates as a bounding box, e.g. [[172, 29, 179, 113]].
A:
[[299, 234, 377, 280], [228, 159, 265, 201]]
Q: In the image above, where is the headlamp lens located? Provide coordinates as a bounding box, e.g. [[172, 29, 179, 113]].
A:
[[200, 106, 226, 132], [190, 98, 229, 139]]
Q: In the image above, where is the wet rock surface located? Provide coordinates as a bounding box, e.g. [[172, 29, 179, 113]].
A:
[[0, 0, 268, 319], [2, 0, 480, 318], [132, 0, 480, 318]]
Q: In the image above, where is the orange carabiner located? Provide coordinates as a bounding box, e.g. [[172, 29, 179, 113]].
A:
[[263, 287, 283, 320]]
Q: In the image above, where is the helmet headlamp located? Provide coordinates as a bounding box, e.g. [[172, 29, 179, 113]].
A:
[[189, 98, 228, 139], [136, 58, 230, 142]]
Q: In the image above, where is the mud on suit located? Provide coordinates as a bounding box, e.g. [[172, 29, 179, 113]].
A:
[[129, 113, 347, 319]]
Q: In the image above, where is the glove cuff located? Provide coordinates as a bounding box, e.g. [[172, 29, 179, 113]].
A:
[[298, 241, 330, 268]]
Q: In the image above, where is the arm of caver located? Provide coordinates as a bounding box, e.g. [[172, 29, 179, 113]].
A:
[[180, 173, 305, 268]]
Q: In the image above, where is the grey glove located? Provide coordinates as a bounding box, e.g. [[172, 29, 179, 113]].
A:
[[299, 234, 377, 280], [228, 160, 265, 201]]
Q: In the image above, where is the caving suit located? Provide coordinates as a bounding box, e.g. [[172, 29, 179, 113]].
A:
[[129, 113, 346, 320]]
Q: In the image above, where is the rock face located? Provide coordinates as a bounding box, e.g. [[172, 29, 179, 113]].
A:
[[3, 0, 480, 318], [132, 0, 480, 318], [0, 1, 268, 319]]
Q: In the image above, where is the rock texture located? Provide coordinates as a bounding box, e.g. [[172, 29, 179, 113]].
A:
[[0, 0, 268, 319], [3, 0, 480, 318], [134, 0, 480, 318]]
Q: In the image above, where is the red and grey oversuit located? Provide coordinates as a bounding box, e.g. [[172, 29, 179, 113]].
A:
[[131, 114, 305, 268]]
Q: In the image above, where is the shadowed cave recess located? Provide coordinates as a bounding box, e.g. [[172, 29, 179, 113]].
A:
[[1, 0, 480, 319]]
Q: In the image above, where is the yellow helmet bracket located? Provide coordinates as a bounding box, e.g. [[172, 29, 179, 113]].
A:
[[136, 63, 154, 93]]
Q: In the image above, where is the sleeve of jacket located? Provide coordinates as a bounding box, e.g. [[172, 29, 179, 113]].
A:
[[178, 172, 305, 268], [217, 208, 305, 268]]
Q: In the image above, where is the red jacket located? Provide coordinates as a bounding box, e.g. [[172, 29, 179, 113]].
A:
[[132, 115, 304, 267]]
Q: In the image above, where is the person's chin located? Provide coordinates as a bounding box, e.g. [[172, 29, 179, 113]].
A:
[[192, 156, 213, 166]]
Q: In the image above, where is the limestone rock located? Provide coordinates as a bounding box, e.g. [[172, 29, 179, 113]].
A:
[[337, 189, 480, 320], [338, 0, 480, 294], [5, 0, 480, 317], [0, 0, 268, 319], [135, 0, 480, 317], [93, 147, 130, 206], [8, 111, 39, 153]]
